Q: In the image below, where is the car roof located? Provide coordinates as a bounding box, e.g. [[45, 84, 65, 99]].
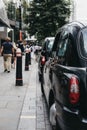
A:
[[67, 21, 85, 26], [44, 37, 55, 41], [52, 21, 87, 51]]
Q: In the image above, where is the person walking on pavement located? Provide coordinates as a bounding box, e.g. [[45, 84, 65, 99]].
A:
[[17, 40, 24, 55], [11, 42, 17, 69], [1, 37, 14, 73]]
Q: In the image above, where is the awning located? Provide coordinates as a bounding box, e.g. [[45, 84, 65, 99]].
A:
[[25, 38, 37, 41], [0, 19, 10, 27], [0, 0, 10, 27], [25, 36, 37, 41]]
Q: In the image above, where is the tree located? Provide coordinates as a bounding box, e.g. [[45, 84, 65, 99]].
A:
[[7, 1, 16, 21], [27, 0, 71, 41]]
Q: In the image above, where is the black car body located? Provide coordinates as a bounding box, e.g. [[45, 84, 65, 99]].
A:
[[42, 21, 87, 130], [38, 37, 54, 83]]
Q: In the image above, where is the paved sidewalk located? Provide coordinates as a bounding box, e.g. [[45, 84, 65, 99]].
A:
[[0, 56, 29, 130], [0, 54, 52, 130], [18, 56, 52, 130]]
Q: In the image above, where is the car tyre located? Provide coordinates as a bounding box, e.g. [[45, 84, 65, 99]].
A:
[[38, 73, 41, 82], [41, 81, 44, 95], [49, 103, 56, 127]]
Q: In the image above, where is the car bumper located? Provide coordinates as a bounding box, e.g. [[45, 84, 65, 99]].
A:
[[56, 106, 87, 130]]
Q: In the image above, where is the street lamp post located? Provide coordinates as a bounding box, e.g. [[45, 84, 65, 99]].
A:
[[19, 0, 22, 41]]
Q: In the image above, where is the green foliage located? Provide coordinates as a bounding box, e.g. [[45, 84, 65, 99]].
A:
[[27, 0, 71, 41], [16, 0, 28, 23], [7, 0, 71, 42], [7, 1, 16, 20], [22, 0, 29, 24]]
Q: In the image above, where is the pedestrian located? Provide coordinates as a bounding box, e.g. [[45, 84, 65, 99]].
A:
[[25, 43, 31, 65], [1, 37, 14, 73], [11, 42, 17, 69], [17, 40, 24, 55]]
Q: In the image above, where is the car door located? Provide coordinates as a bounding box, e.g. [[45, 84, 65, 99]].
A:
[[43, 35, 61, 105], [77, 27, 87, 118], [53, 30, 69, 104], [52, 29, 79, 119]]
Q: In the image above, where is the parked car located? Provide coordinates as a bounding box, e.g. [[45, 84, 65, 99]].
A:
[[38, 37, 55, 90], [42, 21, 87, 130]]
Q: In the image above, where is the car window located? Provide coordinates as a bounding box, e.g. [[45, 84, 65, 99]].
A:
[[55, 32, 80, 66], [42, 41, 46, 50], [57, 39, 68, 57], [66, 37, 79, 67], [52, 31, 61, 51], [79, 28, 87, 57], [47, 39, 54, 51], [43, 38, 54, 51], [57, 37, 69, 65]]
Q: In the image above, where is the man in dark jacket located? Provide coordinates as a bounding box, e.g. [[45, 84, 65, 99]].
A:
[[1, 37, 14, 73]]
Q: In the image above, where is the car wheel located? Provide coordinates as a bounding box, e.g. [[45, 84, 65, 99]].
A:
[[49, 103, 56, 127], [38, 73, 41, 82], [41, 82, 44, 95]]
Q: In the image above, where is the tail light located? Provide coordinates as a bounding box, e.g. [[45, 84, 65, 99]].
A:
[[69, 77, 80, 104], [41, 56, 45, 65]]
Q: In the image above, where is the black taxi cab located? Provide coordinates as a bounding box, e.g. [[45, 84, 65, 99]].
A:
[[42, 21, 87, 130]]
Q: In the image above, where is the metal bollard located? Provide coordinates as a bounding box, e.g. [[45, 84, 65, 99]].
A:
[[28, 48, 31, 65], [25, 48, 29, 71], [16, 48, 23, 86]]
